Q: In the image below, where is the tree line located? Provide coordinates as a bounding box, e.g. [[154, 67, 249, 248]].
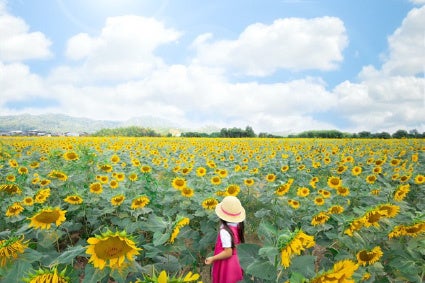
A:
[[92, 126, 424, 139]]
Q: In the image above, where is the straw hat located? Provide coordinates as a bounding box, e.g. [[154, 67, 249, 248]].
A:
[[215, 196, 246, 223]]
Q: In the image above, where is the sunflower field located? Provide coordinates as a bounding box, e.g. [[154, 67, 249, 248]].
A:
[[0, 137, 424, 283]]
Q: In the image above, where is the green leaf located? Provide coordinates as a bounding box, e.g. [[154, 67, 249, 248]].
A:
[[245, 260, 276, 280], [50, 245, 86, 265], [0, 260, 32, 283], [258, 246, 279, 258], [81, 264, 110, 283], [237, 243, 260, 270], [289, 255, 316, 278], [153, 231, 170, 246]]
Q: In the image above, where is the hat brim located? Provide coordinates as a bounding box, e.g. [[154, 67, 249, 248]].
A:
[[215, 202, 246, 223]]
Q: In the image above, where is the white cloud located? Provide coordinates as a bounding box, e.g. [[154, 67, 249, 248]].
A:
[[191, 17, 348, 76], [0, 8, 51, 62], [381, 6, 425, 76], [410, 0, 425, 5], [58, 15, 181, 83]]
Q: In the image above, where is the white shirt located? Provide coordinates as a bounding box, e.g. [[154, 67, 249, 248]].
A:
[[220, 222, 238, 248]]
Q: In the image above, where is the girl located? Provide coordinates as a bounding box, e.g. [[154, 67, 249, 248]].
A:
[[205, 196, 245, 283]]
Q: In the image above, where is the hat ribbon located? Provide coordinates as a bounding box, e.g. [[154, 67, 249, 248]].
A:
[[221, 206, 241, 217]]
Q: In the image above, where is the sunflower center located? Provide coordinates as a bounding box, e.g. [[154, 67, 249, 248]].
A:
[[358, 251, 375, 261], [405, 226, 421, 233], [95, 237, 131, 260], [35, 210, 60, 223]]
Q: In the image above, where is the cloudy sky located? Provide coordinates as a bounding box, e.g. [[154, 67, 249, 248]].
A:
[[1, 0, 424, 134]]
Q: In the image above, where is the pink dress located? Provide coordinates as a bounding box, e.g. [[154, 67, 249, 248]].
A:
[[211, 225, 243, 283]]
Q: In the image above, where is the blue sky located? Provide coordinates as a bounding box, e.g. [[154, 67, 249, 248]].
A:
[[1, 0, 424, 134]]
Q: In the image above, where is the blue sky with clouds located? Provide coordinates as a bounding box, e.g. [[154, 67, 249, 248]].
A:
[[1, 0, 424, 134]]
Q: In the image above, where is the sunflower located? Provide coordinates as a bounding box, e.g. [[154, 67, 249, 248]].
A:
[[99, 164, 113, 172], [64, 195, 83, 205], [110, 154, 120, 163], [195, 167, 206, 177], [181, 187, 194, 198], [318, 189, 331, 198], [140, 165, 152, 173], [110, 180, 119, 189], [18, 166, 29, 175], [181, 167, 192, 175], [6, 174, 16, 182], [22, 197, 34, 206], [0, 184, 22, 195], [97, 175, 109, 184], [314, 197, 325, 206], [336, 186, 350, 196], [278, 229, 315, 268], [281, 165, 289, 172], [351, 166, 362, 176], [0, 236, 28, 267], [394, 184, 410, 201], [34, 188, 51, 204], [344, 218, 365, 236], [414, 174, 425, 184], [309, 177, 319, 188], [363, 211, 382, 227], [356, 246, 383, 266], [297, 187, 310, 197], [328, 205, 344, 214], [29, 161, 40, 169], [311, 212, 330, 226], [172, 177, 187, 190], [336, 165, 348, 174], [371, 189, 381, 195], [128, 173, 138, 182], [210, 176, 221, 186], [266, 173, 276, 182], [40, 179, 51, 186], [131, 196, 150, 209], [63, 151, 79, 161], [377, 204, 400, 218], [86, 230, 141, 270], [8, 159, 18, 168], [389, 221, 425, 238], [287, 199, 300, 209], [115, 173, 126, 182], [202, 198, 218, 210], [28, 207, 66, 230], [327, 176, 342, 189], [170, 217, 190, 243], [6, 202, 24, 217], [90, 182, 103, 194], [244, 178, 254, 187], [310, 259, 358, 283], [225, 184, 240, 196], [24, 267, 69, 283], [48, 170, 68, 181], [399, 175, 410, 183], [111, 195, 125, 206]]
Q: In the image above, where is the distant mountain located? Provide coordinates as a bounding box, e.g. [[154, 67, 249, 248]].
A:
[[0, 114, 181, 134]]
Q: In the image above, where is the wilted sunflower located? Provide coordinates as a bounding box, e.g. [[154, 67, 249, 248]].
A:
[[6, 202, 24, 217], [63, 151, 79, 161], [311, 212, 330, 226], [278, 229, 315, 268], [181, 187, 194, 198], [23, 267, 69, 283], [0, 236, 28, 267], [131, 196, 150, 209], [111, 195, 125, 206], [327, 176, 342, 189], [86, 230, 141, 270], [225, 184, 240, 196], [172, 177, 187, 190], [64, 195, 83, 205], [202, 198, 218, 210], [356, 246, 383, 266], [90, 182, 103, 194], [28, 207, 66, 230]]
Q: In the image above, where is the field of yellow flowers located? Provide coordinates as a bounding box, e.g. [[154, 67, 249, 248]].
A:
[[0, 137, 424, 283]]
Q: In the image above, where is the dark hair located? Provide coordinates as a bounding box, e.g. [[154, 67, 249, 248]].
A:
[[220, 219, 245, 248]]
